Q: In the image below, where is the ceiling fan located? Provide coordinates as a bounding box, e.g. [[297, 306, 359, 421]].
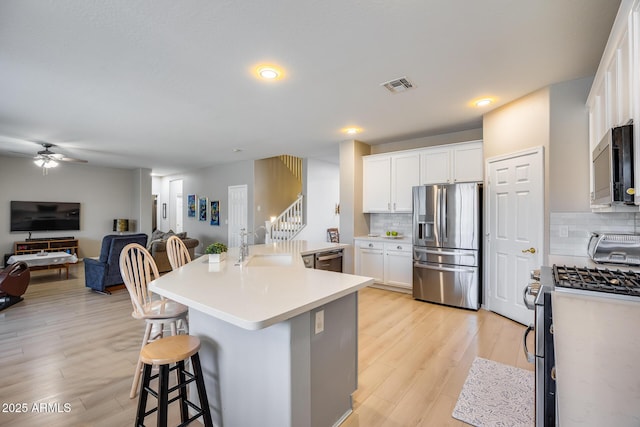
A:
[[33, 142, 87, 173]]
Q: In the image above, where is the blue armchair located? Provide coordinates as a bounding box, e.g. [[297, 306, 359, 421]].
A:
[[85, 233, 148, 294]]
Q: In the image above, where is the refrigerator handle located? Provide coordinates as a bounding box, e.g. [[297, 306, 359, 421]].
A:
[[434, 188, 441, 243], [441, 186, 447, 241]]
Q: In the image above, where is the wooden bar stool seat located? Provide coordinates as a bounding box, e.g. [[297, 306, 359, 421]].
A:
[[136, 335, 213, 427]]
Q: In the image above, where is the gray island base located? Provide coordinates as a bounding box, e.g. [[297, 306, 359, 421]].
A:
[[191, 292, 357, 427]]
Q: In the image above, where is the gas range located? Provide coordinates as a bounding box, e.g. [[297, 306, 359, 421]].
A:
[[553, 264, 640, 301]]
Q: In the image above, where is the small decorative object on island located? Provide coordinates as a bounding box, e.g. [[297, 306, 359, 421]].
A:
[[205, 242, 227, 263]]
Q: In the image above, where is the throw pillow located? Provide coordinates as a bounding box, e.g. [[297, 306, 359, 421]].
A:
[[176, 232, 187, 239], [151, 229, 164, 242]]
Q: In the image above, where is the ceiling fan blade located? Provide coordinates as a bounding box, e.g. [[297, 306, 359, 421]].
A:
[[59, 156, 88, 163]]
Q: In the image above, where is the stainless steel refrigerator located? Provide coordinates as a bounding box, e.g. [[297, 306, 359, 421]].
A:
[[412, 183, 481, 310]]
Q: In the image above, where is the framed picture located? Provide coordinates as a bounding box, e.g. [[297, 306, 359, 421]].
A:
[[198, 197, 207, 221], [210, 200, 220, 226], [187, 194, 196, 217]]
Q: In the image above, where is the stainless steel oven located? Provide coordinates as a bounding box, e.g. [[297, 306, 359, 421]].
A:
[[314, 249, 343, 272], [523, 268, 555, 427]]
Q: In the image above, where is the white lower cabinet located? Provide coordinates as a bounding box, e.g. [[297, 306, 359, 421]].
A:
[[383, 243, 412, 290], [355, 239, 413, 293], [355, 240, 384, 283]]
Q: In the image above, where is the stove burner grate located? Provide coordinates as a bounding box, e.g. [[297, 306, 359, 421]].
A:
[[553, 265, 640, 298]]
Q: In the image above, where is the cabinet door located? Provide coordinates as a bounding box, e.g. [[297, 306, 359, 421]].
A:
[[363, 156, 391, 212], [384, 244, 412, 289], [452, 142, 483, 183], [420, 149, 451, 184], [391, 153, 420, 211], [356, 244, 384, 283]]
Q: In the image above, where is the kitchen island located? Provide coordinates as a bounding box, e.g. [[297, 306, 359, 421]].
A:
[[149, 241, 373, 427]]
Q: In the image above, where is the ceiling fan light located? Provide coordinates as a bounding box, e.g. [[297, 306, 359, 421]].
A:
[[46, 159, 58, 168], [34, 158, 44, 167]]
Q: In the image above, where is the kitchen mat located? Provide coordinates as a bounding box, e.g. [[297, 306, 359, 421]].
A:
[[452, 357, 534, 427]]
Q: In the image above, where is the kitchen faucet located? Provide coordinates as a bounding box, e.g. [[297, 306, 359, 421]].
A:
[[238, 228, 249, 263]]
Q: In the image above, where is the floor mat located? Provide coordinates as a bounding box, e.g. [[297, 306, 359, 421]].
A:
[[452, 357, 534, 426]]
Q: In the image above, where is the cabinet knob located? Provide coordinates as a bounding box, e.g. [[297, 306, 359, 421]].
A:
[[397, 245, 402, 250], [368, 243, 373, 247]]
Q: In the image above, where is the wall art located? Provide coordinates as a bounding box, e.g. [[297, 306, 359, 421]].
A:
[[210, 200, 220, 226], [198, 196, 207, 221], [187, 194, 196, 217]]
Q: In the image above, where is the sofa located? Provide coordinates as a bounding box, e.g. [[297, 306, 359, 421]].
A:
[[148, 230, 199, 273], [84, 233, 148, 294]]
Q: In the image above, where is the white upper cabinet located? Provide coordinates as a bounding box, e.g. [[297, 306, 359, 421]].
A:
[[363, 152, 419, 212], [362, 156, 392, 212], [452, 142, 484, 183], [420, 141, 483, 185], [587, 0, 639, 207], [420, 147, 450, 184], [391, 152, 420, 212], [363, 141, 483, 213]]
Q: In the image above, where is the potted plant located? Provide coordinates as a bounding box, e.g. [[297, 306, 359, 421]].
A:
[[205, 242, 228, 263]]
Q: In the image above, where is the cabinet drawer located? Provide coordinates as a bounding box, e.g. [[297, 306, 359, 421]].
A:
[[356, 240, 384, 250], [384, 243, 411, 253]]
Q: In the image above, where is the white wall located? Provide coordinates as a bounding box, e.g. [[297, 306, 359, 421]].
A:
[[156, 160, 255, 254], [295, 158, 340, 242], [0, 155, 146, 258]]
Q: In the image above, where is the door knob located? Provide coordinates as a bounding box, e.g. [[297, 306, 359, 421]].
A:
[[521, 247, 536, 254]]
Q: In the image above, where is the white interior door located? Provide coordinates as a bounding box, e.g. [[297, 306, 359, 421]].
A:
[[486, 147, 543, 325], [169, 179, 183, 232], [228, 184, 248, 248]]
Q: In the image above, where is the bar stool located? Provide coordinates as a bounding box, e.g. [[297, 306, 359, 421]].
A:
[[136, 335, 213, 427], [165, 235, 192, 271]]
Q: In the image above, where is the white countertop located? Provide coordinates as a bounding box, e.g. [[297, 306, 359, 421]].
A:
[[354, 235, 412, 243], [552, 291, 640, 426], [149, 241, 373, 331]]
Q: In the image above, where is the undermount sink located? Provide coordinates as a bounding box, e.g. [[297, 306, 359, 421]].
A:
[[245, 253, 294, 267]]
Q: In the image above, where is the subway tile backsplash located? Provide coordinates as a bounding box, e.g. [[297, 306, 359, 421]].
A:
[[369, 213, 413, 237], [550, 212, 640, 256]]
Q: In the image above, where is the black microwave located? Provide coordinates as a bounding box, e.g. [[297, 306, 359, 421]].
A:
[[592, 124, 634, 205]]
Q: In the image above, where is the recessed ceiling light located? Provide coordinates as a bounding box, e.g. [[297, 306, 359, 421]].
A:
[[475, 98, 493, 107], [255, 64, 284, 80], [259, 68, 278, 79], [342, 127, 362, 135], [233, 148, 243, 152]]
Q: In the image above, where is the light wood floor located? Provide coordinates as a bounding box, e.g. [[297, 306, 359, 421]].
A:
[[0, 263, 532, 426]]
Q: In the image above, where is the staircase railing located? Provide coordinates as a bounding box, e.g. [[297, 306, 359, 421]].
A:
[[279, 155, 303, 182], [266, 194, 305, 242]]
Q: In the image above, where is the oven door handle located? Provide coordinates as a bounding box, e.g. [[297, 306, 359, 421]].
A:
[[522, 324, 535, 363], [316, 253, 342, 261], [523, 283, 539, 310], [413, 263, 475, 274]]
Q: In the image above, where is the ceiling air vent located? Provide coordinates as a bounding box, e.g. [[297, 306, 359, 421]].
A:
[[381, 77, 414, 93]]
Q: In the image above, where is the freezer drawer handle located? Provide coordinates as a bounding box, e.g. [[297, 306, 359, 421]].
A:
[[413, 263, 475, 273], [522, 324, 535, 363], [415, 248, 476, 257], [316, 253, 342, 261]]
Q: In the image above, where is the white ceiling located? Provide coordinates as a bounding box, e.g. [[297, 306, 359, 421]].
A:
[[0, 0, 621, 176]]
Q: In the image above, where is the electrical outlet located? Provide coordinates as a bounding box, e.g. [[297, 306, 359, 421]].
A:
[[315, 310, 324, 334], [559, 225, 569, 238]]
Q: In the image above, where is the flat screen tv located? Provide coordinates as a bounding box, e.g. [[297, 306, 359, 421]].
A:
[[10, 201, 80, 232]]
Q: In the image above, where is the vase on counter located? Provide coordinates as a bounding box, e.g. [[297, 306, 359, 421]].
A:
[[208, 253, 226, 263]]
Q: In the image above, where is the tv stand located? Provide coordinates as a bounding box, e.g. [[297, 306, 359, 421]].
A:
[[13, 238, 79, 277], [25, 236, 75, 242]]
